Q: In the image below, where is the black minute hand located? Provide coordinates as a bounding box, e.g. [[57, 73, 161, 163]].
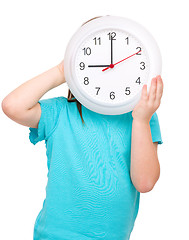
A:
[[88, 65, 110, 67], [111, 35, 113, 64]]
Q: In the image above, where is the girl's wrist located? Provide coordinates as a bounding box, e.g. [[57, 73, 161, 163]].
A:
[[54, 64, 66, 87], [132, 109, 154, 125]]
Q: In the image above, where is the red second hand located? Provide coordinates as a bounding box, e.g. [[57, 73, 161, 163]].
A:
[[102, 50, 142, 72]]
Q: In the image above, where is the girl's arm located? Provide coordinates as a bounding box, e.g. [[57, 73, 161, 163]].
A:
[[2, 60, 65, 128], [130, 75, 163, 193]]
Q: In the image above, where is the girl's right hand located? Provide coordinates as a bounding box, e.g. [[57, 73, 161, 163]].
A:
[[56, 59, 66, 85]]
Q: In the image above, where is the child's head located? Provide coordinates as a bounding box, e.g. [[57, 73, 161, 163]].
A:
[[81, 16, 103, 26], [67, 15, 106, 125]]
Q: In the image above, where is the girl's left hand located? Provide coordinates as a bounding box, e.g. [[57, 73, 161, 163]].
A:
[[132, 75, 164, 123]]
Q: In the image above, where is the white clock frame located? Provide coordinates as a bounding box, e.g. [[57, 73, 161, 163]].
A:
[[64, 15, 162, 115]]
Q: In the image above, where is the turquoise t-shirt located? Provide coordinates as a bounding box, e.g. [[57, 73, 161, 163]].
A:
[[29, 96, 163, 240]]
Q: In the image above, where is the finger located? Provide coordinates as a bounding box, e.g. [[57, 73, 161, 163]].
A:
[[141, 84, 148, 101], [149, 77, 157, 103], [156, 76, 163, 101]]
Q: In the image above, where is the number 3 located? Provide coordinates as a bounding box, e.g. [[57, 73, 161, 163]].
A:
[[140, 62, 145, 70]]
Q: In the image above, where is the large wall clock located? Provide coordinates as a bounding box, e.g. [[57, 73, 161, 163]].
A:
[[64, 15, 162, 115]]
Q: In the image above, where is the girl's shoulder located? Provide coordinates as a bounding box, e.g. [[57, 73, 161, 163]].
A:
[[42, 96, 68, 110], [55, 96, 68, 104]]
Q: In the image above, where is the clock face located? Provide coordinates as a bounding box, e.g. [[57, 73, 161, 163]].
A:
[[74, 28, 150, 105]]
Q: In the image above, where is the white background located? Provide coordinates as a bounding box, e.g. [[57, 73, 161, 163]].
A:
[[0, 0, 188, 239]]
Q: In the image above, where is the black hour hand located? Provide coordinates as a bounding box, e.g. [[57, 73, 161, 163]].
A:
[[88, 65, 110, 67]]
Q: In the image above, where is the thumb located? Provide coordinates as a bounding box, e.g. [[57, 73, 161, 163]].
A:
[[141, 84, 148, 100]]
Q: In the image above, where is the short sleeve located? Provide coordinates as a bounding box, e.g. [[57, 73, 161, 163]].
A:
[[29, 96, 67, 145], [149, 112, 163, 144]]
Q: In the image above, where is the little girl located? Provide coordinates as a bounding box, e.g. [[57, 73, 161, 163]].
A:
[[2, 16, 163, 240]]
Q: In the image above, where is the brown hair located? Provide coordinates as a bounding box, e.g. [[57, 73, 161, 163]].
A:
[[67, 16, 103, 126]]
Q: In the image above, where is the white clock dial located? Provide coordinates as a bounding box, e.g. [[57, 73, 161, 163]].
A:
[[74, 28, 150, 105], [64, 15, 161, 115]]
